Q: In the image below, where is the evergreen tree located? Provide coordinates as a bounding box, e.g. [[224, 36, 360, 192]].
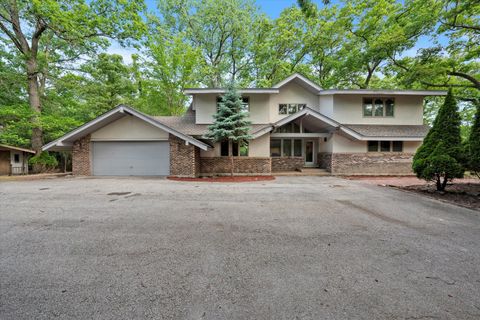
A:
[[204, 84, 251, 176], [468, 103, 480, 178], [413, 89, 464, 191]]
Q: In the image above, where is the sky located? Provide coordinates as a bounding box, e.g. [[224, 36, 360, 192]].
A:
[[107, 0, 440, 64]]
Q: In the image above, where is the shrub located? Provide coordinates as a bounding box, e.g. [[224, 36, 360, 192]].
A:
[[413, 89, 464, 191], [29, 152, 58, 173]]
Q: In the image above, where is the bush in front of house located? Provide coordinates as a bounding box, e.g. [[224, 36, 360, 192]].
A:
[[413, 89, 464, 191], [29, 152, 58, 173]]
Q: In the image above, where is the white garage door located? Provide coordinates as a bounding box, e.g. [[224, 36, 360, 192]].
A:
[[92, 141, 170, 176]]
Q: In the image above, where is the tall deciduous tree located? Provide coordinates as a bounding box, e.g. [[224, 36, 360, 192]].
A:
[[157, 0, 260, 87], [0, 0, 146, 157], [413, 90, 464, 191], [467, 104, 480, 178], [204, 85, 251, 176]]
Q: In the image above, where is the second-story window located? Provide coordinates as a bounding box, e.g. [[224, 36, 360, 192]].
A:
[[217, 96, 249, 113], [363, 98, 394, 117], [279, 103, 306, 115]]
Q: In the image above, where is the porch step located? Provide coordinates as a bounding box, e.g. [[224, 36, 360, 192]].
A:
[[274, 168, 330, 176]]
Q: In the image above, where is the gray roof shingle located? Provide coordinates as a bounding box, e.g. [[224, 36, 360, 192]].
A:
[[153, 113, 271, 137], [343, 124, 430, 138]]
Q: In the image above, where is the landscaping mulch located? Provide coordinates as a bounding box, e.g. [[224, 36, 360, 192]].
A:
[[168, 175, 275, 183], [400, 183, 480, 211]]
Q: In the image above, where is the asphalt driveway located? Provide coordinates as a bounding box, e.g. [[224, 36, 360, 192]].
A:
[[1, 176, 479, 319]]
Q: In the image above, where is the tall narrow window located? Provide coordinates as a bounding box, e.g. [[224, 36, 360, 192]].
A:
[[270, 140, 281, 157], [293, 140, 302, 157], [374, 99, 384, 116], [283, 139, 292, 157], [232, 141, 239, 156], [239, 143, 249, 156], [363, 98, 373, 116], [385, 99, 395, 117], [14, 154, 20, 163], [220, 141, 229, 156]]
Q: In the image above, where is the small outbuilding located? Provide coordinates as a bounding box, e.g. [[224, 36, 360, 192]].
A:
[[0, 144, 35, 175]]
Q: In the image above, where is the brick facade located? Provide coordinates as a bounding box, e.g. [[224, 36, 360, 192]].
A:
[[330, 152, 414, 175], [271, 157, 304, 172], [317, 153, 332, 172], [72, 134, 91, 175], [169, 135, 200, 177], [199, 157, 271, 175]]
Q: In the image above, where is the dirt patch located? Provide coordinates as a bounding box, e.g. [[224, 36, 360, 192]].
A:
[[400, 183, 480, 211], [107, 192, 131, 196], [167, 176, 275, 183]]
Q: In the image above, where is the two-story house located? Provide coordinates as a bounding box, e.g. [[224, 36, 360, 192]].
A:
[[43, 73, 446, 177]]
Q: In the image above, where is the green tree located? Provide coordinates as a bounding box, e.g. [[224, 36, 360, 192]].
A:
[[138, 28, 199, 115], [467, 103, 480, 178], [0, 0, 146, 156], [204, 85, 251, 176], [157, 0, 260, 87], [413, 90, 465, 191]]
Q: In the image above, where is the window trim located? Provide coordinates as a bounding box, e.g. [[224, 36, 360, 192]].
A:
[[363, 97, 395, 118]]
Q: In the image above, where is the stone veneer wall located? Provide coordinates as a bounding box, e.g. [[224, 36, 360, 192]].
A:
[[200, 157, 271, 175], [169, 135, 200, 177], [72, 134, 91, 175], [331, 152, 414, 175], [317, 153, 332, 172], [271, 157, 304, 172]]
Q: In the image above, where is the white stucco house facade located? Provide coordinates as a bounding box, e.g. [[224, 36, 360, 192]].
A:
[[43, 73, 446, 176]]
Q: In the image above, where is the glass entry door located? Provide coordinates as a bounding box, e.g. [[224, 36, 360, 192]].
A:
[[304, 140, 315, 166]]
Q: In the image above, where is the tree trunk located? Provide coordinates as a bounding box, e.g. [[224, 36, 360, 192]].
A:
[[26, 58, 43, 171], [229, 140, 234, 177]]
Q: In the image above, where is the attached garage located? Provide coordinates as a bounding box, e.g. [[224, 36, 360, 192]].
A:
[[42, 105, 210, 177], [92, 141, 170, 176]]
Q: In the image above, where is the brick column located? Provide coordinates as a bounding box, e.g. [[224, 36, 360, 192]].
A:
[[72, 134, 91, 175], [169, 135, 200, 177]]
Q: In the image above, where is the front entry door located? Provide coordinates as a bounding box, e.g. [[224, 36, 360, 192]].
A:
[[304, 140, 314, 167]]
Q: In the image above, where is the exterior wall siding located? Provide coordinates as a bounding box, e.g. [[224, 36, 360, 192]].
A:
[[72, 134, 91, 175], [330, 152, 415, 175], [200, 157, 271, 175], [271, 157, 303, 172], [169, 135, 200, 177]]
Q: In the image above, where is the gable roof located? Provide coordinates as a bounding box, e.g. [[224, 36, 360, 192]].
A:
[[273, 73, 323, 93], [0, 144, 35, 154], [42, 105, 211, 151]]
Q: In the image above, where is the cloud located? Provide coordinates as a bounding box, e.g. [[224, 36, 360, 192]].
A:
[[104, 42, 140, 64]]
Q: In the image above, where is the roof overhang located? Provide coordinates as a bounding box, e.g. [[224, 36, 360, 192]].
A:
[[184, 88, 279, 95], [42, 105, 211, 152], [0, 144, 36, 154], [339, 127, 425, 141], [274, 107, 340, 129], [319, 90, 447, 96], [273, 73, 322, 93]]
